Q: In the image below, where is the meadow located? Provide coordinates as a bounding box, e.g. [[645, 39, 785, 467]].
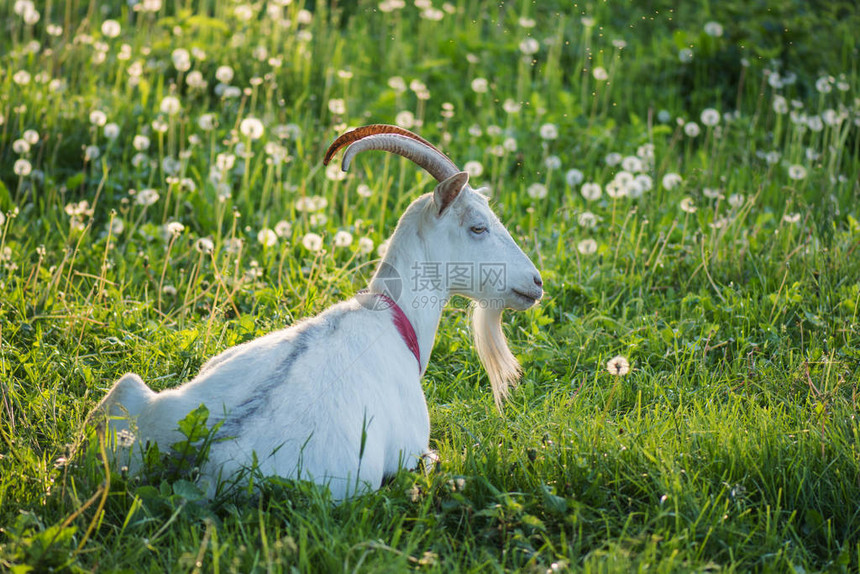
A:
[[1, 0, 860, 571]]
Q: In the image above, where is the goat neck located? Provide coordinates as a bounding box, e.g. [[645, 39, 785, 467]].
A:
[[367, 200, 445, 375]]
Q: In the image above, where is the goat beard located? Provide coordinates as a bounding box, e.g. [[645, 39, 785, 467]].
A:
[[472, 304, 522, 410]]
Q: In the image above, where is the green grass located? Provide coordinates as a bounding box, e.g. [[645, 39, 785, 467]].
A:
[[2, 0, 860, 571]]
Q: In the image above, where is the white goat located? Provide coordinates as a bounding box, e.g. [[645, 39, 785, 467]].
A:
[[92, 125, 544, 499]]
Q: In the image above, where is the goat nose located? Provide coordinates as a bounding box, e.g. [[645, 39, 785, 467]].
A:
[[533, 274, 543, 288]]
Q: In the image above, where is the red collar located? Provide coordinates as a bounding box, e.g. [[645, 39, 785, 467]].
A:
[[366, 292, 421, 370]]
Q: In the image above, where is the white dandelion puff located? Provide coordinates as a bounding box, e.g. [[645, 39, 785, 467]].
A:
[[580, 182, 602, 201], [700, 108, 720, 127], [13, 159, 32, 176], [565, 169, 584, 187], [302, 232, 323, 252], [333, 230, 353, 247], [159, 96, 181, 115], [606, 355, 630, 376], [274, 220, 292, 237], [662, 173, 683, 190], [257, 228, 278, 247], [527, 183, 548, 199], [679, 197, 697, 213], [787, 165, 807, 181], [358, 237, 374, 255], [577, 238, 598, 255], [239, 117, 265, 140], [195, 237, 214, 254]]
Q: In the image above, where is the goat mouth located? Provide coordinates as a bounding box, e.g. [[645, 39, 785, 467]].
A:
[[511, 288, 541, 306]]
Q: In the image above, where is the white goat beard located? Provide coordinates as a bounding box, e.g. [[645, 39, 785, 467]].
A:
[[472, 304, 522, 409]]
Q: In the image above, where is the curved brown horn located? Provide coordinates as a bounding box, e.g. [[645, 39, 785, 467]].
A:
[[323, 124, 460, 182], [323, 124, 446, 165]]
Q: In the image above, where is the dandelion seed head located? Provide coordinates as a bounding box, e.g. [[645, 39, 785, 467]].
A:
[[358, 237, 374, 255], [679, 197, 697, 213], [634, 174, 653, 192], [566, 168, 584, 187], [577, 238, 598, 255], [166, 221, 185, 236], [333, 230, 353, 247], [328, 98, 346, 115], [704, 21, 723, 37], [815, 76, 832, 94], [539, 123, 558, 140], [605, 152, 622, 167], [606, 355, 630, 376], [131, 153, 149, 168], [273, 220, 292, 238], [104, 123, 120, 139], [395, 110, 415, 129], [527, 183, 548, 199], [592, 66, 609, 81], [787, 164, 807, 181], [12, 139, 30, 154], [772, 95, 788, 115], [216, 65, 234, 84], [13, 159, 32, 176], [387, 76, 406, 92], [135, 188, 160, 206], [621, 156, 643, 173], [519, 37, 540, 55], [195, 237, 214, 254], [257, 228, 278, 247], [159, 96, 181, 116], [806, 115, 824, 132], [578, 211, 597, 227], [545, 155, 562, 170], [464, 160, 484, 177], [662, 173, 683, 190], [84, 145, 100, 161], [325, 162, 347, 181], [684, 122, 701, 137], [302, 232, 323, 252], [116, 429, 136, 448], [239, 117, 265, 140], [581, 182, 602, 201], [605, 180, 626, 199], [503, 99, 522, 114], [13, 70, 32, 86], [377, 238, 390, 257], [89, 110, 107, 126], [700, 108, 720, 127], [23, 129, 39, 145]]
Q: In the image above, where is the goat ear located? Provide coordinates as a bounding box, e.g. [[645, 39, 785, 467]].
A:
[[433, 171, 469, 216]]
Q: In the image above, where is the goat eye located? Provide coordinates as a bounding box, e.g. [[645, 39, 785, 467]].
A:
[[470, 225, 488, 235]]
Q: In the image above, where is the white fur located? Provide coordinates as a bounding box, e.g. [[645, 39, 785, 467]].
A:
[[91, 173, 542, 499]]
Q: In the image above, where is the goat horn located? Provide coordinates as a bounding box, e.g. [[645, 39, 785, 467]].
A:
[[323, 124, 460, 182]]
